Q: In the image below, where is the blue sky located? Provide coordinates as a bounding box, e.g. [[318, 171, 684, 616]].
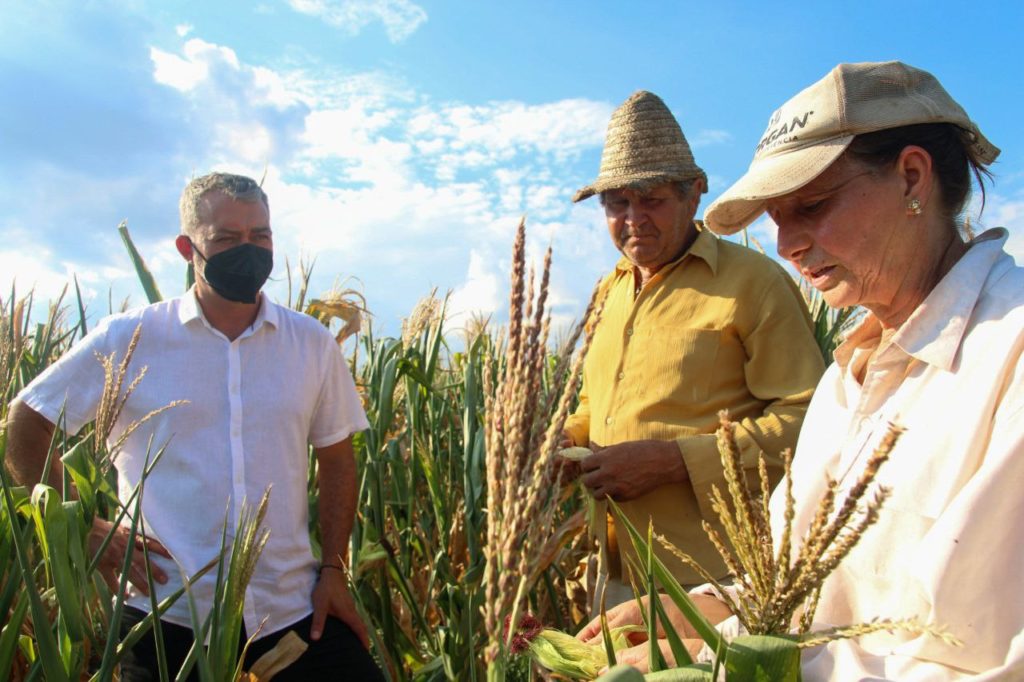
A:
[[2, 0, 1022, 336]]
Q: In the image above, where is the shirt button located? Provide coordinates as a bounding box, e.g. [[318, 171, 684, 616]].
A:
[[626, 328, 634, 336], [605, 417, 613, 425], [618, 372, 625, 380]]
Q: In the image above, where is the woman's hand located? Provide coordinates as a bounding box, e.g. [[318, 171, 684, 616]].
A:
[[577, 593, 732, 645]]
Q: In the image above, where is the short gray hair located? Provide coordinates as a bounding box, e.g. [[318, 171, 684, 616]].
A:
[[179, 172, 269, 235]]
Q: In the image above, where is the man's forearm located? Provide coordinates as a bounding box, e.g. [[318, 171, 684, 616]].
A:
[[4, 399, 61, 489], [314, 437, 358, 569]]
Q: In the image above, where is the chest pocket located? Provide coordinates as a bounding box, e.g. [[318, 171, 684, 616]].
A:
[[635, 327, 720, 405]]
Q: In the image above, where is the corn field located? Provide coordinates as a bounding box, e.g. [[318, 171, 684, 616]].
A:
[[0, 224, 853, 681], [0, 223, 597, 681]]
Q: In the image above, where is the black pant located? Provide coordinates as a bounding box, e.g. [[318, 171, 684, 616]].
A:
[[119, 606, 385, 681]]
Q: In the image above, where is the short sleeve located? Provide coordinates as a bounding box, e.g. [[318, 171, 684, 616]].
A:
[[308, 334, 369, 448], [16, 316, 119, 434]]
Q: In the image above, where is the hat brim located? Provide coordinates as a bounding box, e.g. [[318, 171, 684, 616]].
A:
[[704, 136, 852, 235], [573, 170, 708, 203]]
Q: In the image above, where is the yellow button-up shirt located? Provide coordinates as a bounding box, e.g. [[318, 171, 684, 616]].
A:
[[564, 226, 824, 584]]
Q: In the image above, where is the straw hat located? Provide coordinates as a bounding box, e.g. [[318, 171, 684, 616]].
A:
[[704, 61, 1000, 235], [573, 90, 708, 203]]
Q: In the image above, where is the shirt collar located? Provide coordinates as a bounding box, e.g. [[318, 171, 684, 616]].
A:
[[614, 221, 719, 277], [834, 228, 1009, 372], [177, 288, 279, 332]]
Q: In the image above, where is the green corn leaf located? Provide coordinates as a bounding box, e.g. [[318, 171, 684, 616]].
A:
[[95, 487, 146, 682], [609, 500, 724, 653], [0, 595, 29, 681], [643, 665, 715, 680], [72, 275, 88, 338], [646, 521, 666, 672], [653, 588, 693, 667], [31, 487, 85, 642], [60, 441, 97, 519], [600, 585, 618, 669], [118, 221, 163, 304], [723, 634, 801, 682], [600, 664, 646, 681], [0, 473, 69, 682]]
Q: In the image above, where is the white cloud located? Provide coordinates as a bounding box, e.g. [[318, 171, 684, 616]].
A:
[[448, 248, 502, 322], [150, 39, 246, 93], [0, 249, 77, 305], [150, 46, 208, 92], [151, 39, 304, 111], [137, 35, 621, 332], [287, 0, 427, 42], [175, 24, 193, 38], [977, 190, 1024, 264], [409, 99, 612, 172]]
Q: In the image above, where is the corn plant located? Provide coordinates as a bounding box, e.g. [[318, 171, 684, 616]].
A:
[[480, 219, 601, 682], [3, 220, 603, 681]]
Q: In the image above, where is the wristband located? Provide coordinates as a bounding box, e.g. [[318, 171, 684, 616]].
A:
[[319, 564, 346, 575]]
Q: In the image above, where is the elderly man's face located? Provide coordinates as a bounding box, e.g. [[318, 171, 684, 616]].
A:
[[604, 183, 699, 272]]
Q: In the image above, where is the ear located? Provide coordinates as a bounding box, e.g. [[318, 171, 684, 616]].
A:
[[687, 177, 705, 214], [175, 234, 194, 263], [895, 145, 935, 209]]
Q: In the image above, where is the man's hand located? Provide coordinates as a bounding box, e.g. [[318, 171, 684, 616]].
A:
[[310, 566, 370, 648], [553, 431, 584, 483], [88, 517, 170, 596], [579, 440, 686, 501]]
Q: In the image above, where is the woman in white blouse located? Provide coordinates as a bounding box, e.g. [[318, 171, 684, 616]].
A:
[[584, 61, 1023, 681]]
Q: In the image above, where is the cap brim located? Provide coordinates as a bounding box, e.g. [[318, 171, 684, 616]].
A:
[[704, 136, 852, 235]]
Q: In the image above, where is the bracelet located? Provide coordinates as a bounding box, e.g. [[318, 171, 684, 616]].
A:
[[319, 564, 346, 575]]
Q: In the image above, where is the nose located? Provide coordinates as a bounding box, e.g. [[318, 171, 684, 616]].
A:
[[774, 218, 811, 264], [625, 202, 646, 228]]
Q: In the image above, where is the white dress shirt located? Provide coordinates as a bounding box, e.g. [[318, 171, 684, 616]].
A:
[[18, 290, 369, 637], [774, 228, 1024, 680]]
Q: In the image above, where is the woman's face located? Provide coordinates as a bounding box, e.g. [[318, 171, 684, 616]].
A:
[[766, 155, 914, 313]]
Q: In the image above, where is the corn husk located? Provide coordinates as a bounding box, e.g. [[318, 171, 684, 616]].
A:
[[557, 446, 594, 461], [527, 626, 642, 681]]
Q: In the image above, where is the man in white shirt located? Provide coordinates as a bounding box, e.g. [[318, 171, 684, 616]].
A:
[[4, 172, 383, 680]]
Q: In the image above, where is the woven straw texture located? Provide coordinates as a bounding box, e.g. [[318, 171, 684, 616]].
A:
[[573, 91, 707, 202]]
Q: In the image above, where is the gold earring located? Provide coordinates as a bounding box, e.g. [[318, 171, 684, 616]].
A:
[[907, 198, 922, 215]]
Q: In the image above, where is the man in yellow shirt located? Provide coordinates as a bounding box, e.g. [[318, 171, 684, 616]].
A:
[[564, 91, 824, 605]]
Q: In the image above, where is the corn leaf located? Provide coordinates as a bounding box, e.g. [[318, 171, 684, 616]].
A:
[[609, 500, 723, 653], [723, 634, 800, 682], [643, 665, 715, 680], [1, 476, 69, 682], [600, 664, 646, 681], [0, 595, 29, 681], [118, 221, 163, 304]]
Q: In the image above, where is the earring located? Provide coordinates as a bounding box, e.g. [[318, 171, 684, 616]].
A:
[[907, 198, 922, 215]]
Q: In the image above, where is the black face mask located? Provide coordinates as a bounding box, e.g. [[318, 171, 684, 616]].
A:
[[191, 241, 273, 304]]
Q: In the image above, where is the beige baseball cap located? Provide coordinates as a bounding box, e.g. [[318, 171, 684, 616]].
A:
[[704, 61, 1000, 235], [573, 90, 708, 202]]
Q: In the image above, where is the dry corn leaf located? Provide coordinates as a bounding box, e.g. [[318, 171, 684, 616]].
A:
[[244, 631, 308, 681]]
